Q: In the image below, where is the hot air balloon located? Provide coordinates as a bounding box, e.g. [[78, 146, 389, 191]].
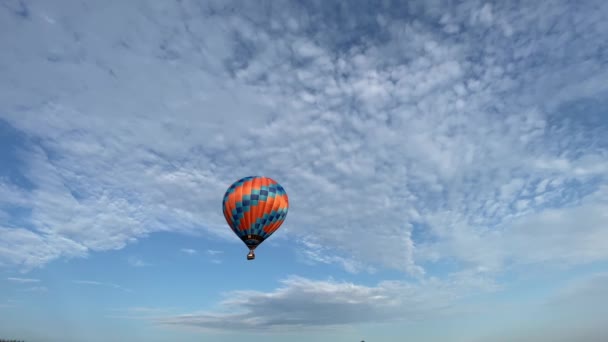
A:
[[222, 176, 289, 260]]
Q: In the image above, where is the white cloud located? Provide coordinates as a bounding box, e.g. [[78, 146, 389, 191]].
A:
[[0, 0, 606, 281], [73, 280, 103, 286], [7, 277, 40, 283], [417, 186, 608, 271], [206, 250, 224, 264], [127, 256, 150, 267], [18, 286, 48, 293], [297, 237, 375, 274], [0, 227, 87, 271], [180, 248, 197, 255], [73, 280, 132, 292]]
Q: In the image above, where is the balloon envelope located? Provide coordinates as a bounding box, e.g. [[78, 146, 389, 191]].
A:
[[222, 176, 289, 259]]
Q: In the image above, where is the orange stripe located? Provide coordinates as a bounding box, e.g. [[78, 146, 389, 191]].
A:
[[223, 197, 235, 229], [249, 178, 256, 232], [237, 179, 249, 232], [263, 194, 280, 233], [259, 177, 271, 230], [265, 217, 284, 235], [241, 199, 275, 231], [261, 177, 272, 217], [255, 199, 269, 217], [268, 194, 288, 234], [271, 195, 288, 211], [226, 181, 253, 229], [244, 178, 253, 232], [225, 187, 241, 210], [252, 176, 262, 233], [235, 180, 252, 231], [225, 177, 282, 208], [265, 204, 288, 234], [224, 178, 256, 214], [223, 207, 232, 228], [263, 197, 285, 234]]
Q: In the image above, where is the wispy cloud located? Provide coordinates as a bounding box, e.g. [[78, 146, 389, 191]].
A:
[[7, 277, 40, 283], [107, 306, 181, 320], [73, 280, 132, 293], [180, 248, 197, 255], [206, 250, 223, 264], [127, 256, 150, 268], [73, 280, 103, 286], [18, 286, 48, 293], [0, 299, 18, 308]]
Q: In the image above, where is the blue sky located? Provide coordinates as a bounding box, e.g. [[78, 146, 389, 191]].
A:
[[1, 0, 608, 341]]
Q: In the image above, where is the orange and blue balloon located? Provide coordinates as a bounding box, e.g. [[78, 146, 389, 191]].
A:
[[222, 176, 289, 260]]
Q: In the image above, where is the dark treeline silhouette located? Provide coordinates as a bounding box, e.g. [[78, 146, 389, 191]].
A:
[[0, 339, 25, 342]]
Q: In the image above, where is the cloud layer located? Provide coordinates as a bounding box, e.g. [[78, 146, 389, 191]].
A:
[[1, 1, 607, 279]]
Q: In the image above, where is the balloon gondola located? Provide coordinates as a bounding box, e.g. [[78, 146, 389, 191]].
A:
[[222, 176, 289, 260]]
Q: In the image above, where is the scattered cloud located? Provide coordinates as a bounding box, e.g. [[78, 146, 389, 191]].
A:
[[7, 277, 40, 283], [127, 256, 150, 268], [205, 250, 224, 264], [73, 280, 103, 286], [18, 286, 48, 293], [180, 248, 197, 255], [106, 306, 181, 320], [297, 238, 375, 274], [0, 299, 17, 308], [73, 280, 132, 293]]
